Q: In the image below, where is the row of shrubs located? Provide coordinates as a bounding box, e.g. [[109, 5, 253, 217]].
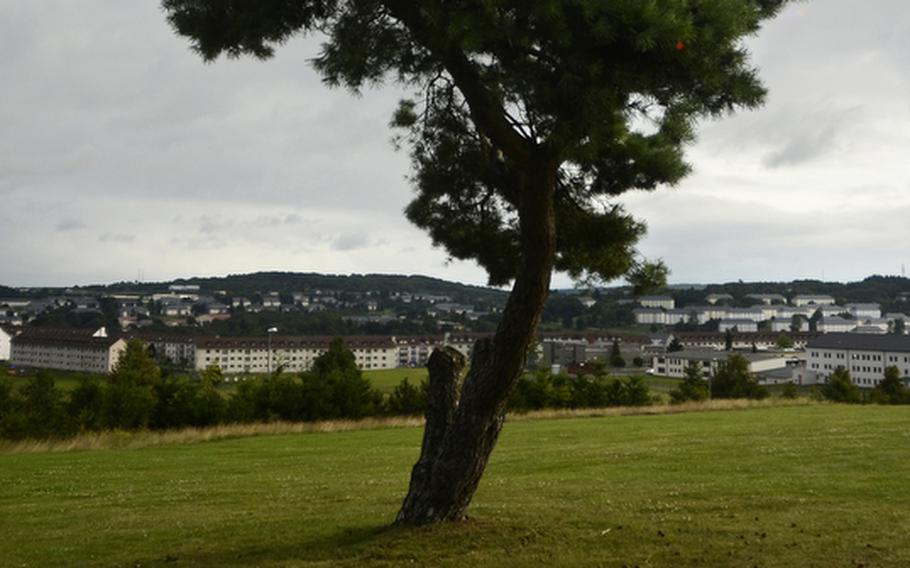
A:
[[0, 339, 658, 441], [819, 366, 910, 404]]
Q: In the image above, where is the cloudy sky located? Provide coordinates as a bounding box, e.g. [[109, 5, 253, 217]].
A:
[[2, 1, 909, 288]]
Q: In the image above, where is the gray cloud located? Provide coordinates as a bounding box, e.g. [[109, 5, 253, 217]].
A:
[[56, 219, 86, 232], [331, 233, 370, 251], [2, 1, 910, 288], [762, 107, 861, 168]]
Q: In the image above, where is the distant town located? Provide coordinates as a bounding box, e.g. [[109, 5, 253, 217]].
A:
[[3, 272, 910, 391]]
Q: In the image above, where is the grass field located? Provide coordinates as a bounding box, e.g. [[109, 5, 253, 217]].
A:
[[362, 367, 429, 394], [2, 404, 908, 567]]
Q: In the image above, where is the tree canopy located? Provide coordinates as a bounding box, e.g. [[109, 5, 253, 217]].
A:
[[164, 0, 786, 287], [163, 0, 790, 525]]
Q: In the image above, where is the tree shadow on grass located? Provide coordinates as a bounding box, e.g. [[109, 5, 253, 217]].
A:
[[129, 518, 521, 567]]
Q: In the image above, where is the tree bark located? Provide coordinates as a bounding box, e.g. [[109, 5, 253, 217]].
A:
[[396, 156, 558, 525]]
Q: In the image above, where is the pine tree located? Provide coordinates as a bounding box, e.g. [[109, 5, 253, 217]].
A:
[[163, 0, 791, 525]]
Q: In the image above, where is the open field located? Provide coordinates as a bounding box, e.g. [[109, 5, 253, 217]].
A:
[[2, 404, 909, 567], [362, 367, 429, 393]]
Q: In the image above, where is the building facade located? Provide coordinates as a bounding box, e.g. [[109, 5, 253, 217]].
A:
[[807, 334, 910, 387], [651, 350, 789, 379], [10, 327, 125, 374], [194, 335, 399, 374]]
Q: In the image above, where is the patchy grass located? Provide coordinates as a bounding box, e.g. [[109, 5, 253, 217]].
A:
[[2, 403, 908, 567]]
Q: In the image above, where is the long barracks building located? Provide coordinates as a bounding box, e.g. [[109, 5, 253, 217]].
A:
[[10, 327, 126, 374], [806, 333, 910, 388]]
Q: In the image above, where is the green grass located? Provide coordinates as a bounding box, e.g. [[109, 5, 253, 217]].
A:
[[2, 404, 909, 567], [363, 367, 429, 393]]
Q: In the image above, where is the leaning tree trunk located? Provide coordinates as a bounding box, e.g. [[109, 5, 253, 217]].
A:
[[396, 159, 558, 525]]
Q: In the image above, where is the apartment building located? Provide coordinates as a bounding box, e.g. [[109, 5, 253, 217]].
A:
[[746, 294, 787, 305], [638, 296, 675, 310], [10, 327, 126, 374], [817, 317, 855, 333], [806, 334, 910, 387], [194, 335, 398, 373], [791, 294, 836, 307], [845, 303, 882, 320], [0, 325, 17, 361], [651, 350, 789, 379], [718, 319, 759, 333]]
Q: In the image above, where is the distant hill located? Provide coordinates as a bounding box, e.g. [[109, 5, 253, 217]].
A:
[[75, 271, 509, 305]]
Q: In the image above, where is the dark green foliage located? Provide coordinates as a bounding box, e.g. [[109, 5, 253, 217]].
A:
[[225, 339, 384, 423], [711, 354, 768, 400], [775, 334, 794, 349], [670, 363, 710, 404], [102, 383, 157, 430], [509, 369, 652, 411], [724, 329, 734, 351], [821, 367, 862, 404], [610, 340, 626, 368], [153, 378, 227, 428], [667, 337, 684, 353], [102, 339, 162, 429], [872, 366, 908, 405], [387, 378, 427, 416], [68, 377, 105, 431], [20, 372, 73, 438], [542, 295, 586, 328], [780, 382, 799, 399], [632, 356, 644, 368], [110, 340, 161, 387]]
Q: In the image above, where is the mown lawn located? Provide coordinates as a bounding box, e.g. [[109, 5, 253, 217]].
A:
[[1, 405, 908, 567]]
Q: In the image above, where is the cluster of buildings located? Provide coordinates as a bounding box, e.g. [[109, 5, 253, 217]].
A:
[[633, 294, 906, 335], [648, 333, 910, 390], [0, 284, 496, 333], [0, 325, 489, 376], [3, 322, 909, 391]]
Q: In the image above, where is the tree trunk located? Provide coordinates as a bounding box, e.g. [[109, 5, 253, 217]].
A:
[[396, 157, 558, 525]]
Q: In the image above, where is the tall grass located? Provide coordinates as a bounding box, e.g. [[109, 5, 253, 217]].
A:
[[0, 397, 818, 454]]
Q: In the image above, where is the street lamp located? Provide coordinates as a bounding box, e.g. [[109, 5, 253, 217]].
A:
[[267, 327, 278, 374]]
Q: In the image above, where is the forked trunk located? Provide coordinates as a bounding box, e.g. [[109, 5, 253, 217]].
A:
[[396, 158, 557, 525]]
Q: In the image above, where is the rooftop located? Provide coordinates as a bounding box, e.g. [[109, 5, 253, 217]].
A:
[[807, 333, 910, 353]]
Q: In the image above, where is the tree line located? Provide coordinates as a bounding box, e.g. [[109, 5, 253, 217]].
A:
[[0, 339, 658, 441]]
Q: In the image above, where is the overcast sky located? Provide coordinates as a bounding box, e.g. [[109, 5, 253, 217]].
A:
[[2, 1, 909, 289]]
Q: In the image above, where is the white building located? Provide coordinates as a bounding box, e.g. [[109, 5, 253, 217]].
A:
[[651, 350, 789, 379], [0, 325, 17, 361], [194, 335, 399, 373], [845, 303, 882, 320], [807, 334, 910, 387], [633, 308, 687, 326], [638, 295, 675, 310], [705, 293, 733, 305], [817, 317, 856, 333], [10, 327, 125, 374], [746, 293, 787, 305], [725, 307, 765, 322], [770, 317, 808, 333], [688, 305, 728, 325], [718, 319, 759, 333], [792, 294, 836, 307]]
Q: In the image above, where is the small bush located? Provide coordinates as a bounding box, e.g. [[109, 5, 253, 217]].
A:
[[387, 378, 427, 416]]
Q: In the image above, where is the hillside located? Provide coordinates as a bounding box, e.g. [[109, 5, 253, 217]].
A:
[[2, 404, 907, 567], [53, 271, 507, 305]]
